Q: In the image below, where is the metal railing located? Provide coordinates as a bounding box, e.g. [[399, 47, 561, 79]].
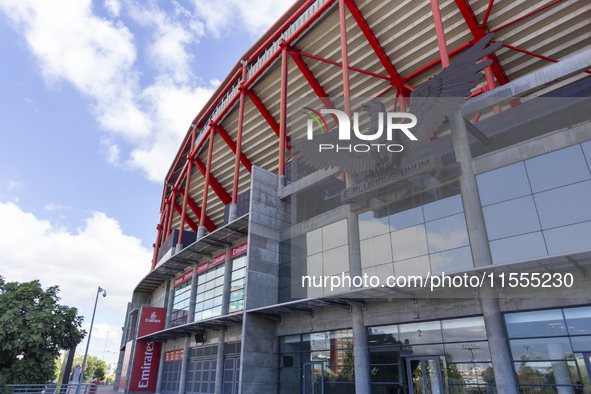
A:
[[2, 383, 96, 394]]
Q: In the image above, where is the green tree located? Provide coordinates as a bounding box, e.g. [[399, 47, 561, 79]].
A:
[[70, 356, 107, 382], [0, 277, 86, 384]]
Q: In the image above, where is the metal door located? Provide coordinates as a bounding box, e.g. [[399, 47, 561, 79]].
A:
[[406, 357, 443, 394], [302, 362, 325, 394]]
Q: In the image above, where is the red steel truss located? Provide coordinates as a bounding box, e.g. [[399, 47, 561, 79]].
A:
[[150, 0, 588, 268]]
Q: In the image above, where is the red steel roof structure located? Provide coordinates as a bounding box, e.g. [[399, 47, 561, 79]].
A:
[[151, 0, 590, 269]]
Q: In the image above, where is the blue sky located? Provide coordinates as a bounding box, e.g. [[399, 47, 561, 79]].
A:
[[0, 0, 292, 366]]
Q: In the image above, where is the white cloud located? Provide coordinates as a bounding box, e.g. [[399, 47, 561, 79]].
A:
[[191, 0, 294, 37], [7, 180, 22, 190], [0, 0, 292, 183], [104, 0, 121, 17], [0, 201, 151, 363], [44, 202, 68, 211]]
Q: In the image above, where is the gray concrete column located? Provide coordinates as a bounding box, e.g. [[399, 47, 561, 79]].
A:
[[165, 280, 175, 329], [214, 327, 226, 394], [352, 304, 370, 393], [450, 110, 518, 394], [178, 336, 191, 394], [228, 203, 238, 223], [155, 344, 167, 394], [345, 173, 370, 393], [222, 246, 233, 315], [197, 226, 206, 239], [187, 266, 198, 323]]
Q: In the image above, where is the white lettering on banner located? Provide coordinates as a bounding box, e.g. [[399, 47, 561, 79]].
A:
[[144, 311, 161, 324], [138, 341, 154, 388], [231, 242, 248, 258]]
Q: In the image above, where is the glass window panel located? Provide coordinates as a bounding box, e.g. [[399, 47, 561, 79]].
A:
[[369, 364, 402, 383], [544, 220, 591, 255], [510, 337, 573, 360], [575, 353, 591, 393], [322, 220, 348, 250], [368, 325, 399, 346], [525, 145, 590, 193], [394, 255, 430, 277], [210, 306, 222, 317], [490, 232, 548, 265], [535, 181, 591, 229], [570, 336, 591, 352], [447, 363, 494, 386], [445, 342, 491, 362], [359, 211, 391, 240], [429, 246, 474, 275], [230, 290, 243, 301], [323, 245, 349, 277], [426, 213, 469, 253], [514, 361, 576, 385], [442, 317, 487, 342], [361, 234, 393, 267], [423, 195, 463, 222], [401, 344, 444, 357], [398, 321, 442, 344], [388, 206, 424, 231], [231, 267, 246, 281], [307, 228, 322, 256], [280, 335, 300, 353], [565, 307, 591, 335], [233, 256, 246, 270], [477, 162, 531, 206], [505, 310, 567, 338], [369, 347, 403, 364], [483, 196, 541, 240], [391, 224, 428, 261]]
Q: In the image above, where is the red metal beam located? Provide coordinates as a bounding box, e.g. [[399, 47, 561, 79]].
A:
[[344, 0, 405, 91], [245, 90, 279, 137], [200, 129, 215, 229], [430, 0, 450, 68], [489, 0, 565, 34], [290, 51, 339, 122], [481, 0, 494, 28], [454, 0, 510, 85], [233, 66, 248, 203], [181, 192, 216, 233], [173, 201, 198, 232], [299, 51, 391, 81], [214, 124, 253, 173], [178, 129, 196, 245], [192, 154, 232, 205], [339, 0, 352, 117], [279, 40, 289, 177]]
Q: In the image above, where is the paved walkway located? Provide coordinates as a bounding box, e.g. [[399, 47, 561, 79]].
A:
[[95, 385, 119, 394]]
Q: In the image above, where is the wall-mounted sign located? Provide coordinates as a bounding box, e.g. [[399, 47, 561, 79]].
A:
[[211, 253, 226, 267], [174, 269, 194, 287], [231, 242, 248, 258], [128, 340, 162, 391], [164, 349, 184, 362], [137, 307, 166, 338]]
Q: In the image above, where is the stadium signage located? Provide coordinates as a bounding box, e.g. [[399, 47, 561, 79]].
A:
[[129, 340, 162, 391], [174, 270, 194, 287], [341, 156, 441, 201]]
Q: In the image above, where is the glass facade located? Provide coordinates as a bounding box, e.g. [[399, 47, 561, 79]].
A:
[[194, 264, 225, 322], [171, 277, 192, 327], [504, 306, 591, 393], [358, 187, 472, 278], [279, 330, 355, 394], [477, 142, 591, 264], [229, 253, 246, 313], [368, 316, 493, 393]]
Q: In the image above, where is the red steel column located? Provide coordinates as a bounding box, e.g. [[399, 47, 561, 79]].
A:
[[232, 65, 248, 207], [339, 0, 352, 117], [178, 128, 196, 246], [278, 40, 289, 184], [430, 0, 450, 68], [199, 127, 215, 238]]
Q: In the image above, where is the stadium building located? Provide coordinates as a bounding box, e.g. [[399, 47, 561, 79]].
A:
[[114, 0, 591, 393]]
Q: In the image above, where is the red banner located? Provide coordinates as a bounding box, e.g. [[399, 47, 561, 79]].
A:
[[137, 306, 166, 338], [164, 349, 184, 362], [128, 340, 162, 391], [231, 242, 248, 258], [174, 269, 194, 287], [211, 253, 226, 267]]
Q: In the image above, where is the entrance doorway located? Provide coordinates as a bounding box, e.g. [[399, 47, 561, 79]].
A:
[[406, 357, 443, 394], [302, 361, 325, 394]]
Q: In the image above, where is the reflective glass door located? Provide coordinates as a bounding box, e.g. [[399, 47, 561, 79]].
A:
[[302, 362, 325, 394], [406, 357, 443, 394]]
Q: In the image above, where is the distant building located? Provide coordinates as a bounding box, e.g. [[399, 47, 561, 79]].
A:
[[114, 0, 591, 393]]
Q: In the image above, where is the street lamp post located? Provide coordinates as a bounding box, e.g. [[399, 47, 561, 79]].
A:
[[79, 286, 107, 389]]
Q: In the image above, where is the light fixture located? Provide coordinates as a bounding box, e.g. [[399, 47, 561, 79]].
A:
[[77, 286, 107, 391]]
